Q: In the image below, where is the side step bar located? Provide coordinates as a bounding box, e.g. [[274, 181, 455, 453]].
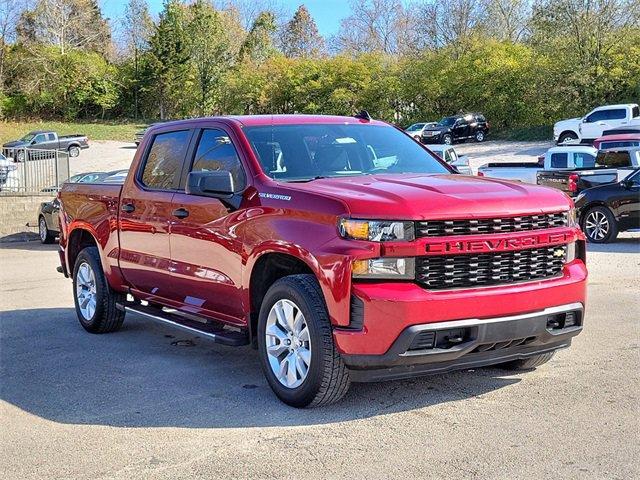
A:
[[122, 303, 249, 347]]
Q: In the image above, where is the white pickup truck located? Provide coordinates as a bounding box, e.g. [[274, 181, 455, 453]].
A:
[[554, 104, 640, 144], [477, 146, 598, 184]]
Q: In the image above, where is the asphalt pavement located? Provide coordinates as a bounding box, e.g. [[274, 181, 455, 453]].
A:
[[0, 235, 638, 479]]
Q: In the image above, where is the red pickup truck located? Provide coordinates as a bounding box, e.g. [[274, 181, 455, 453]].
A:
[[58, 114, 587, 407]]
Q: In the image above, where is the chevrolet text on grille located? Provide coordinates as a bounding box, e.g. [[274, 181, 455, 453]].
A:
[[425, 232, 571, 254]]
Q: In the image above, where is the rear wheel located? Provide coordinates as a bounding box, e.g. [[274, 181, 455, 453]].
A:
[[68, 145, 80, 157], [581, 206, 618, 243], [258, 274, 350, 408], [73, 246, 125, 333], [475, 130, 485, 142], [443, 134, 453, 145], [38, 216, 55, 244]]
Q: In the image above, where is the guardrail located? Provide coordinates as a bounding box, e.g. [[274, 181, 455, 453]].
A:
[[0, 147, 70, 195]]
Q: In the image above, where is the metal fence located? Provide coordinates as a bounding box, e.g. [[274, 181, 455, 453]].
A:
[[0, 147, 70, 195]]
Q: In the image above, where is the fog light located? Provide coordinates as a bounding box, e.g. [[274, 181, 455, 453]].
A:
[[352, 257, 415, 280]]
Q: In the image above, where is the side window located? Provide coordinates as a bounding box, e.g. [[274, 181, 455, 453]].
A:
[[586, 110, 606, 123], [632, 106, 640, 119], [33, 134, 45, 144], [605, 109, 626, 120], [550, 152, 568, 168], [46, 133, 55, 141], [141, 130, 190, 190], [191, 129, 245, 191], [574, 153, 596, 168]]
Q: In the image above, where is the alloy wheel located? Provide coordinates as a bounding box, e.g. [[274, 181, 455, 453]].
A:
[[39, 218, 47, 242], [76, 262, 97, 320], [585, 210, 609, 241], [265, 299, 311, 389]]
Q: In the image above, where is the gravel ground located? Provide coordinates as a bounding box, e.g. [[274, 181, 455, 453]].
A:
[[70, 139, 554, 177], [0, 234, 638, 480]]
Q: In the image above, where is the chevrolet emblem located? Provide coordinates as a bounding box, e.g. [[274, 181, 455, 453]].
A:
[[553, 248, 565, 257]]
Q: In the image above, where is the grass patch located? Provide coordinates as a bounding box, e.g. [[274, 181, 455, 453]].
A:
[[491, 125, 553, 141], [0, 120, 152, 144]]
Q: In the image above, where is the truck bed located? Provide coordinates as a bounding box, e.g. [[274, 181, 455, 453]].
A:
[[59, 182, 122, 235]]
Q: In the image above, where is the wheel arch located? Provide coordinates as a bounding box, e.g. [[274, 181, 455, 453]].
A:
[[558, 129, 580, 141], [66, 226, 101, 277], [246, 248, 322, 345]]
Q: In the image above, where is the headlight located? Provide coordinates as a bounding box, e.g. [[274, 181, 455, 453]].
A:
[[353, 257, 415, 279], [339, 219, 415, 242], [567, 207, 577, 227]]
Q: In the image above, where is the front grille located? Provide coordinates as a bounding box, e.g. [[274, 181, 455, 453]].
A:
[[417, 213, 567, 237], [416, 245, 566, 290]]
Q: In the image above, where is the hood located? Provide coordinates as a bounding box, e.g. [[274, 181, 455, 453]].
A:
[[554, 117, 581, 129], [2, 140, 26, 148], [286, 174, 572, 220]]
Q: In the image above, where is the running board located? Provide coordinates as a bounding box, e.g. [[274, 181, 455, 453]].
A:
[[122, 304, 249, 347]]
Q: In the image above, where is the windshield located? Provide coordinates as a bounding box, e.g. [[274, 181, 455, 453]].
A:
[[244, 124, 450, 181], [438, 117, 457, 127], [20, 133, 36, 142], [406, 123, 425, 132]]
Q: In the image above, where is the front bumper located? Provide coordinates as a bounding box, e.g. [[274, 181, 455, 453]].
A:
[[342, 302, 583, 382]]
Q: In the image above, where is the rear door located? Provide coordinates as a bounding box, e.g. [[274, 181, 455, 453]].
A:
[[118, 128, 194, 299], [167, 126, 248, 323]]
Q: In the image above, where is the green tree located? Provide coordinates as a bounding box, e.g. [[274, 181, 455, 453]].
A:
[[240, 11, 277, 63], [280, 5, 325, 58], [148, 0, 190, 119], [123, 0, 154, 118]]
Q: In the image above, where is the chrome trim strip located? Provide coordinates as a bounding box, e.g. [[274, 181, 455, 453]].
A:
[[417, 302, 584, 331]]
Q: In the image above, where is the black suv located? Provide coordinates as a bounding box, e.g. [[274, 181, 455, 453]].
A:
[[421, 113, 489, 145]]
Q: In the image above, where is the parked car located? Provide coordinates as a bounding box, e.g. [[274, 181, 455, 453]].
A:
[[58, 114, 586, 408], [593, 133, 640, 150], [421, 113, 489, 145], [478, 146, 598, 184], [2, 131, 89, 162], [37, 197, 60, 244], [134, 123, 162, 146], [0, 152, 19, 192], [405, 122, 437, 141], [536, 147, 640, 196], [41, 171, 110, 193], [553, 104, 640, 145], [102, 169, 129, 183], [575, 168, 640, 243], [426, 144, 472, 175]]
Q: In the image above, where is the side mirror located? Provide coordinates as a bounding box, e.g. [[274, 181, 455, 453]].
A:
[[621, 178, 636, 189], [186, 170, 235, 198]]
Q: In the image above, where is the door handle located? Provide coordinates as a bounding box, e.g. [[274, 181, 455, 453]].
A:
[[172, 208, 189, 219], [121, 203, 135, 213]]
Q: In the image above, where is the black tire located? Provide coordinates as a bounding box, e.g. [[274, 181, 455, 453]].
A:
[[475, 130, 486, 142], [73, 246, 125, 333], [257, 274, 350, 408], [558, 132, 578, 144], [16, 150, 25, 162], [68, 145, 80, 157], [443, 134, 453, 145], [580, 205, 618, 243], [499, 352, 555, 370], [38, 216, 55, 244]]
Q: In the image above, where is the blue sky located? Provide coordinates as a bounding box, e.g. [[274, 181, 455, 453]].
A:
[[100, 1, 353, 37]]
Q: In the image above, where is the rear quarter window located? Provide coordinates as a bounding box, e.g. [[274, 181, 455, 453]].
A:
[[140, 130, 190, 190], [596, 152, 632, 168], [550, 152, 568, 168]]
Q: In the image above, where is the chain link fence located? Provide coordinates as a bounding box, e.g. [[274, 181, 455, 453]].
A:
[[0, 147, 70, 195]]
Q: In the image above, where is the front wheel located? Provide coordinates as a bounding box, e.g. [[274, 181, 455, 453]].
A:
[[558, 132, 578, 144], [73, 246, 125, 333], [16, 150, 25, 162], [442, 134, 453, 145], [499, 352, 555, 370], [581, 206, 618, 243], [258, 274, 350, 408], [68, 146, 80, 157], [475, 130, 485, 142]]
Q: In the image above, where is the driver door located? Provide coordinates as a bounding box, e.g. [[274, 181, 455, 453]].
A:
[[168, 127, 248, 324]]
